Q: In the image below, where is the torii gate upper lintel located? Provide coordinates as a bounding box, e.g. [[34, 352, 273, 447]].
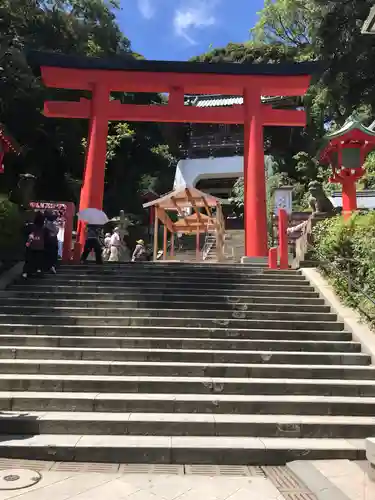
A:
[[27, 50, 319, 258]]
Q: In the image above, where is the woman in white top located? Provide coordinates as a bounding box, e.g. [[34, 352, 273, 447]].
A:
[[102, 233, 111, 261], [108, 227, 121, 262]]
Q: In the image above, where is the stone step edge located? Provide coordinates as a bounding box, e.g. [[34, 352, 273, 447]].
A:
[[0, 434, 365, 452], [0, 306, 336, 317], [3, 411, 375, 426], [0, 316, 342, 326], [0, 300, 329, 310], [0, 334, 357, 347], [23, 279, 312, 286], [0, 324, 350, 335], [12, 282, 315, 289], [0, 346, 366, 358], [3, 291, 322, 299], [9, 288, 319, 297], [3, 391, 375, 404], [37, 276, 308, 282], [1, 374, 375, 387], [0, 359, 371, 370]]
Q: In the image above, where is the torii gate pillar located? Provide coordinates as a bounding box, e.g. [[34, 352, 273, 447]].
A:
[[244, 88, 268, 257], [77, 84, 109, 250]]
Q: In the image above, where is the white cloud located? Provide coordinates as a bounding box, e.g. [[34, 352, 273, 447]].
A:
[[173, 0, 219, 45], [137, 0, 155, 19]]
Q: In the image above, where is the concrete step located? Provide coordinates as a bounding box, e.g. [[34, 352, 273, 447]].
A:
[[4, 289, 322, 300], [0, 314, 344, 331], [9, 283, 318, 294], [0, 298, 330, 313], [60, 262, 276, 271], [56, 267, 303, 277], [0, 334, 360, 352], [0, 434, 364, 463], [0, 359, 372, 379], [0, 307, 338, 323], [0, 374, 373, 396], [49, 272, 308, 282], [22, 276, 311, 287], [0, 346, 368, 365], [3, 392, 375, 416], [0, 324, 352, 341], [1, 411, 374, 439]]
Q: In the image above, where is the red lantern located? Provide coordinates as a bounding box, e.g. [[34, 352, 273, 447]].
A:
[[320, 118, 375, 218]]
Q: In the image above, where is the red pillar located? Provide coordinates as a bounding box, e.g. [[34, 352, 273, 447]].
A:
[[243, 88, 268, 257], [342, 178, 357, 219], [268, 247, 278, 269], [163, 225, 167, 260], [77, 84, 110, 251], [170, 232, 175, 258], [278, 208, 288, 270], [196, 229, 200, 261]]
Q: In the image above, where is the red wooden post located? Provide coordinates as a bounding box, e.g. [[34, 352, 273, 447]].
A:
[[243, 88, 268, 257], [342, 177, 357, 219], [62, 202, 75, 262], [268, 247, 278, 269], [149, 206, 155, 229], [77, 84, 109, 252], [278, 208, 288, 270], [196, 228, 200, 261], [163, 224, 167, 260], [170, 232, 175, 257]]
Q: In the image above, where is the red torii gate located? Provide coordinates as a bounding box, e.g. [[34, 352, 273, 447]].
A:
[[27, 51, 317, 258]]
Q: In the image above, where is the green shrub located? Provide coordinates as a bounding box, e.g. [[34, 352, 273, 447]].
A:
[[313, 213, 375, 321]]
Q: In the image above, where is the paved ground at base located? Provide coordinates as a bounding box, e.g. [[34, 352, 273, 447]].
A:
[[0, 472, 283, 500], [1, 458, 374, 500], [0, 459, 315, 500]]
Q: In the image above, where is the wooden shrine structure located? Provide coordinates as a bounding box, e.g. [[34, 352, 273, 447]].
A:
[[143, 186, 225, 262], [27, 50, 318, 258]]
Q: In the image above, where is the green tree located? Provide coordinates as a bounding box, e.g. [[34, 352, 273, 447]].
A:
[[313, 0, 375, 124], [251, 0, 318, 53], [0, 0, 175, 217]]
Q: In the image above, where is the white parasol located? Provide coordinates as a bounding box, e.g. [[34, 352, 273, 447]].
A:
[[77, 208, 109, 225]]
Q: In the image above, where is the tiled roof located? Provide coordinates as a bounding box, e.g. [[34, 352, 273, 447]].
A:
[[196, 97, 244, 107], [188, 95, 296, 108], [330, 190, 375, 209]]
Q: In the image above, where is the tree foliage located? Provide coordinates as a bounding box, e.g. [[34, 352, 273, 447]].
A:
[[313, 213, 375, 319], [193, 0, 375, 212], [0, 0, 175, 217], [251, 0, 318, 51]]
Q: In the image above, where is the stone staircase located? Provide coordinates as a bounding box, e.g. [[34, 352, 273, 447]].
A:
[[0, 262, 371, 464]]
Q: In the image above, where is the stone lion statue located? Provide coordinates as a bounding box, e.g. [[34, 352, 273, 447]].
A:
[[308, 181, 335, 215]]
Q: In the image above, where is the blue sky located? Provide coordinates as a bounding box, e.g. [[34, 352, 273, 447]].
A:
[[117, 0, 265, 61]]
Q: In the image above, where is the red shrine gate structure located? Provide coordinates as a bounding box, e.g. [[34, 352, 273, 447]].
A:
[[28, 51, 317, 258]]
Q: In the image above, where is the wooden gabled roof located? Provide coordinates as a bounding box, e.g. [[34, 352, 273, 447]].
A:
[[142, 185, 222, 210]]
